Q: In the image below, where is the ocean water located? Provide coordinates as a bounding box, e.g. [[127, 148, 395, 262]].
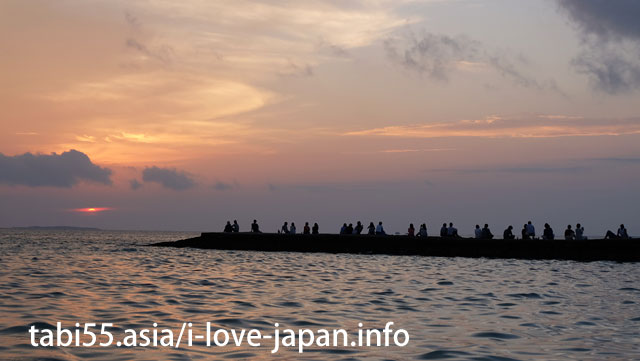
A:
[[0, 230, 639, 361]]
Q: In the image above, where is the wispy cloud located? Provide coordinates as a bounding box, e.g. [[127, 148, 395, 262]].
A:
[[379, 148, 456, 153], [15, 132, 39, 136], [384, 29, 559, 91], [277, 61, 314, 78], [344, 115, 640, 139]]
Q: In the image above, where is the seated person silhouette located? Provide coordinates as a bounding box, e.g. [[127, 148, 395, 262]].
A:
[[564, 225, 575, 240], [503, 225, 515, 240]]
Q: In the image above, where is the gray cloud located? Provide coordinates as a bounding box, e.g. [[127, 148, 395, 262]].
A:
[[592, 157, 640, 164], [384, 30, 552, 90], [0, 149, 112, 188], [142, 166, 196, 190], [278, 61, 314, 77], [557, 0, 640, 41], [126, 38, 174, 65], [124, 11, 141, 29], [571, 44, 640, 94], [212, 181, 237, 191], [129, 179, 143, 190], [431, 166, 588, 175], [265, 181, 403, 194], [384, 32, 480, 81], [558, 0, 640, 94], [317, 38, 350, 58], [123, 12, 174, 66]]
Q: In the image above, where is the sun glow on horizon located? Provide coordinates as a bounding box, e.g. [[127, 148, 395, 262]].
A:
[[72, 207, 113, 214]]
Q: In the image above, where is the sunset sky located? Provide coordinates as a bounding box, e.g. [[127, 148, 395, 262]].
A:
[[1, 0, 639, 235]]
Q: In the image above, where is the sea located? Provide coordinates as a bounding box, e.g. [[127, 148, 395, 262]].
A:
[[0, 229, 638, 361]]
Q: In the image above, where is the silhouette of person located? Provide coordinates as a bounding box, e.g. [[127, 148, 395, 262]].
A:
[[367, 222, 375, 235], [354, 221, 363, 235], [481, 224, 494, 239], [521, 224, 530, 240], [224, 221, 233, 233], [543, 223, 554, 240], [503, 225, 515, 240], [564, 225, 575, 240], [440, 223, 448, 237], [232, 220, 239, 232], [408, 223, 415, 237], [375, 221, 386, 235], [312, 223, 319, 234], [526, 221, 535, 239], [281, 222, 290, 234], [290, 222, 297, 234], [303, 222, 311, 235], [447, 223, 459, 237], [251, 219, 261, 233], [474, 224, 482, 239], [575, 223, 585, 240], [346, 223, 354, 234], [618, 224, 629, 239], [418, 223, 428, 237], [340, 223, 348, 235]]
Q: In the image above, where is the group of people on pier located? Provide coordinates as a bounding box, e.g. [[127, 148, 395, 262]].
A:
[[222, 219, 631, 240], [276, 221, 320, 235]]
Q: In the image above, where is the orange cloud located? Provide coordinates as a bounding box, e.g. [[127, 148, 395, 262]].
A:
[[344, 116, 640, 139]]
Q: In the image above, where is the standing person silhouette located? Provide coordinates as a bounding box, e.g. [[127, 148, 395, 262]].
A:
[[312, 223, 319, 234], [303, 222, 311, 234]]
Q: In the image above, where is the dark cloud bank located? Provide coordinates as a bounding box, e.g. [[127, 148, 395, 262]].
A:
[[0, 149, 112, 187], [557, 0, 640, 94], [142, 166, 196, 190]]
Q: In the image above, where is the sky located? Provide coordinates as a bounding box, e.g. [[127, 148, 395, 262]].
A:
[[1, 0, 639, 235]]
